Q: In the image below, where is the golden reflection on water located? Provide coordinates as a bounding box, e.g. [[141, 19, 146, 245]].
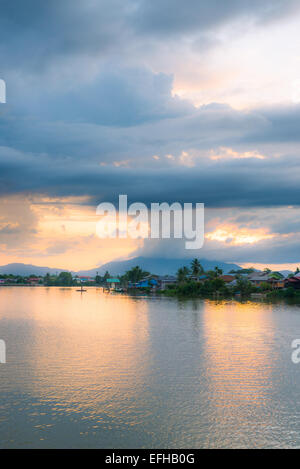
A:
[[0, 288, 299, 448], [203, 300, 275, 404], [202, 300, 276, 446], [0, 287, 151, 426]]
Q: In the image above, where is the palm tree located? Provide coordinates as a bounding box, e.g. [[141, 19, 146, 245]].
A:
[[214, 266, 223, 277], [124, 266, 150, 283], [177, 266, 190, 284], [191, 259, 204, 280], [103, 271, 110, 281]]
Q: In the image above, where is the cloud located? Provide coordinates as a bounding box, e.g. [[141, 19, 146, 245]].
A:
[[14, 66, 193, 126], [133, 206, 300, 264], [0, 195, 38, 249], [1, 0, 297, 75], [1, 98, 300, 209], [0, 1, 131, 72], [1, 150, 300, 209], [1, 1, 300, 267], [132, 0, 299, 37]]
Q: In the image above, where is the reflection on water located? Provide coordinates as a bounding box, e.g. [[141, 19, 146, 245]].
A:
[[0, 287, 300, 448]]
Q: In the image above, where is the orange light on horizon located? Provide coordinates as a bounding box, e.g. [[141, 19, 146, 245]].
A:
[[206, 225, 274, 245]]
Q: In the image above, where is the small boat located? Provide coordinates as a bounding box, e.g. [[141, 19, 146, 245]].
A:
[[76, 285, 87, 292]]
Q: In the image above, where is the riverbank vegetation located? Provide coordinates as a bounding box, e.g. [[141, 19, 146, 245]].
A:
[[161, 260, 300, 302], [2, 259, 300, 303]]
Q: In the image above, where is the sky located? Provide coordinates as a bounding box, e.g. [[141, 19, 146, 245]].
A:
[[1, 0, 300, 271]]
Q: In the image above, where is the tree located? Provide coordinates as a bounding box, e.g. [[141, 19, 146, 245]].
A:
[[124, 266, 149, 283], [177, 266, 190, 284], [95, 272, 101, 284], [229, 268, 254, 275], [235, 276, 253, 296], [103, 271, 110, 282], [191, 259, 204, 279], [214, 266, 223, 277], [44, 273, 51, 286], [260, 281, 272, 292], [58, 272, 73, 286], [208, 267, 223, 279]]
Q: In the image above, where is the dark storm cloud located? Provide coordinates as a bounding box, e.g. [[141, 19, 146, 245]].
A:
[[136, 233, 300, 264], [0, 141, 300, 209], [13, 66, 193, 126], [0, 0, 298, 75], [1, 1, 300, 209], [207, 236, 300, 264], [1, 1, 300, 266], [0, 0, 130, 70], [132, 0, 299, 36], [1, 76, 300, 208], [247, 105, 300, 143], [2, 93, 297, 161]]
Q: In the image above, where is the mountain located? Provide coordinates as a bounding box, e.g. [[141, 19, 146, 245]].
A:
[[0, 263, 68, 276], [279, 270, 293, 278], [0, 258, 241, 277], [77, 257, 241, 276]]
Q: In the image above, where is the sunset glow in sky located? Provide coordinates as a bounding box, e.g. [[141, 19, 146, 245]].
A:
[[1, 1, 300, 271]]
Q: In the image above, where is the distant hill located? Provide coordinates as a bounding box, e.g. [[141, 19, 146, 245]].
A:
[[279, 270, 293, 277], [0, 258, 241, 277], [77, 257, 241, 276], [0, 263, 68, 276]]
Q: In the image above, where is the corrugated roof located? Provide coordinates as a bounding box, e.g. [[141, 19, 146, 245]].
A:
[[220, 275, 235, 282], [248, 274, 270, 281]]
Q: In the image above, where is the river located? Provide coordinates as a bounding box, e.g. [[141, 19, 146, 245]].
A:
[[0, 287, 300, 448]]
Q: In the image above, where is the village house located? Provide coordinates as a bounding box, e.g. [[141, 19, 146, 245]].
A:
[[220, 274, 236, 284], [128, 278, 158, 289], [190, 274, 208, 283], [248, 271, 285, 289], [106, 278, 120, 290], [157, 276, 177, 291], [285, 273, 300, 289], [27, 277, 41, 285], [76, 276, 95, 283]]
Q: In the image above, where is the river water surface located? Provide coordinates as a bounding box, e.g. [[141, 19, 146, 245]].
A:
[[0, 287, 300, 448]]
